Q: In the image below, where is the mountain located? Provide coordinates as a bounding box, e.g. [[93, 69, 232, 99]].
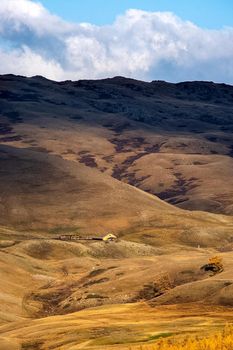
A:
[[0, 74, 233, 349], [1, 74, 233, 219]]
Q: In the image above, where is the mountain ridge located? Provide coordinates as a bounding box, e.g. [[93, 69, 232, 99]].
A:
[[1, 73, 232, 218]]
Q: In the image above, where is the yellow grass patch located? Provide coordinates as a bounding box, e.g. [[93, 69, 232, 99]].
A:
[[129, 324, 233, 350]]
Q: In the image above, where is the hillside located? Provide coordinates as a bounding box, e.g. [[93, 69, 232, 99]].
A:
[[0, 143, 175, 233], [0, 74, 233, 349], [2, 231, 233, 349], [0, 74, 233, 217]]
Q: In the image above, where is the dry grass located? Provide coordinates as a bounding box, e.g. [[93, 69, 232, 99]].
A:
[[1, 223, 233, 350], [2, 302, 233, 349], [1, 75, 233, 349], [129, 324, 233, 350]]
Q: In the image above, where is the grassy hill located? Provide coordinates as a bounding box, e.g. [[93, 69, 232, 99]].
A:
[[0, 74, 233, 349], [0, 74, 233, 215]]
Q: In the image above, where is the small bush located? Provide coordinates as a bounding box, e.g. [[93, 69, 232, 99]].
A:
[[201, 256, 223, 274], [208, 256, 223, 270]]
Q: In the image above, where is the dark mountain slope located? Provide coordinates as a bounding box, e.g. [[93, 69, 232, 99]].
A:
[[0, 74, 233, 216]]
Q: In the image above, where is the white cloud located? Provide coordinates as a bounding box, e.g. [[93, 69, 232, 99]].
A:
[[0, 0, 233, 83], [0, 0, 74, 36], [0, 46, 64, 80]]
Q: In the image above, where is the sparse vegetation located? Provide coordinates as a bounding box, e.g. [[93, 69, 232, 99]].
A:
[[136, 273, 173, 301], [22, 341, 43, 350], [209, 256, 224, 270], [129, 324, 233, 350], [201, 256, 224, 274], [61, 265, 69, 276]]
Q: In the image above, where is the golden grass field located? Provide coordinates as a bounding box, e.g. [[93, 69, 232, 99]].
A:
[[2, 302, 233, 349], [1, 228, 233, 349], [129, 324, 233, 350]]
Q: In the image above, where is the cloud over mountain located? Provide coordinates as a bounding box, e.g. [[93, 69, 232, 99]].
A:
[[0, 0, 233, 82]]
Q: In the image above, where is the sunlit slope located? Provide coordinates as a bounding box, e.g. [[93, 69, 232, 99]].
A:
[[1, 303, 233, 350], [0, 74, 233, 215], [0, 144, 233, 243], [0, 144, 174, 233], [1, 227, 233, 324], [1, 223, 233, 349]]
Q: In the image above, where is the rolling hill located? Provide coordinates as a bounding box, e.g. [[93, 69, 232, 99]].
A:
[[0, 74, 233, 349]]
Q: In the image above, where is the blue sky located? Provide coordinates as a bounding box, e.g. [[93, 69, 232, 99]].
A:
[[39, 0, 233, 29], [0, 0, 233, 83]]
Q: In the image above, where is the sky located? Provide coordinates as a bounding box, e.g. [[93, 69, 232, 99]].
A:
[[39, 0, 233, 29], [0, 0, 233, 83]]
